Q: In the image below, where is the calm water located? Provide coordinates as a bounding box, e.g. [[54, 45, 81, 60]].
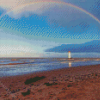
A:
[[0, 58, 100, 77]]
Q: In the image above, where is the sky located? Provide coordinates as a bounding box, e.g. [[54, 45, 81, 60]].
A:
[[0, 0, 100, 58]]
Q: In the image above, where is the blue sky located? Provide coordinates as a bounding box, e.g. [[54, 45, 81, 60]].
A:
[[0, 0, 100, 57]]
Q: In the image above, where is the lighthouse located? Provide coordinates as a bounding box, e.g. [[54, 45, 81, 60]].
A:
[[68, 51, 71, 59]]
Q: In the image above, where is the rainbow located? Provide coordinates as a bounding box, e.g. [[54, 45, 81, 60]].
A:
[[0, 1, 100, 24]]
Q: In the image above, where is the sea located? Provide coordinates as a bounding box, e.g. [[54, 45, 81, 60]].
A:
[[0, 58, 100, 77]]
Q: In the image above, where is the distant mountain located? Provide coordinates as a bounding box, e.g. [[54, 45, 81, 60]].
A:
[[45, 40, 100, 53]]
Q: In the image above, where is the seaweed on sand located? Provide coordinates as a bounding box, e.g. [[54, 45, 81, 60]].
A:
[[24, 76, 46, 85], [44, 82, 58, 86], [21, 89, 30, 96]]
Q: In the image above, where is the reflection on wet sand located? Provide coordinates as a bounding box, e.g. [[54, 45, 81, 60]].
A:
[[68, 62, 72, 67], [60, 61, 72, 67]]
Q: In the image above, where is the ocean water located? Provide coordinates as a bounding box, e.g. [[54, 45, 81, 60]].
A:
[[0, 58, 100, 77]]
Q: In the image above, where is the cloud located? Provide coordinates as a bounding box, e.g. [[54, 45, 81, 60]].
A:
[[0, 0, 60, 10], [45, 40, 100, 53], [0, 0, 22, 10], [3, 0, 62, 19], [5, 2, 99, 33], [0, 0, 100, 34], [0, 44, 44, 57]]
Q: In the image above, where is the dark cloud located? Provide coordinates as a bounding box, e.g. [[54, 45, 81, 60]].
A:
[[45, 40, 100, 53], [40, 3, 100, 33], [43, 5, 89, 27], [63, 0, 100, 20]]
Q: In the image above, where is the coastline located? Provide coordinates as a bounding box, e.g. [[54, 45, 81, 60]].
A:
[[0, 64, 100, 99]]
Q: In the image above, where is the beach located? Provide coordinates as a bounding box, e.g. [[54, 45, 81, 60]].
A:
[[0, 64, 100, 100], [0, 0, 100, 99]]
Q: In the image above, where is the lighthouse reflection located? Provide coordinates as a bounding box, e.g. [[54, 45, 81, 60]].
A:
[[68, 62, 72, 67]]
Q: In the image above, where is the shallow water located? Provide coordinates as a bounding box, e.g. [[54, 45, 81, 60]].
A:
[[0, 58, 100, 77]]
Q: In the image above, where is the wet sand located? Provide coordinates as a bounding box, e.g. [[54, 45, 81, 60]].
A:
[[0, 64, 100, 100]]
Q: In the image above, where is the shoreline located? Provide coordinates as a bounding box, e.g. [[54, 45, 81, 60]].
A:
[[1, 64, 100, 78], [0, 64, 100, 99], [0, 58, 100, 65]]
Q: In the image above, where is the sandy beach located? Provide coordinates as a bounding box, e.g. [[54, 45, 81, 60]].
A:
[[0, 64, 100, 100]]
